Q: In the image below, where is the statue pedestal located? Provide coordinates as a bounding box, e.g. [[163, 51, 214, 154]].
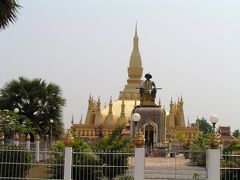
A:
[[140, 92, 156, 106]]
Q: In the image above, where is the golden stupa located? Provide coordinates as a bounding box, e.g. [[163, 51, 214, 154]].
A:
[[71, 26, 201, 147]]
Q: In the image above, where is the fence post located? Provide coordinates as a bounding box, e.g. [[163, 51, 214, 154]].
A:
[[26, 134, 31, 150], [35, 134, 40, 163], [207, 149, 220, 180], [134, 130, 145, 180], [64, 131, 74, 180], [0, 132, 4, 145], [14, 133, 19, 146], [43, 135, 49, 161]]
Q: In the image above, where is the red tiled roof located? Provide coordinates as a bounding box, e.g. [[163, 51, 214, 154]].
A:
[[121, 129, 130, 136], [218, 134, 238, 142]]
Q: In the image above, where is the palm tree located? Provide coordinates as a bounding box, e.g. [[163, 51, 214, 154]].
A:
[[0, 0, 21, 30], [0, 77, 66, 139]]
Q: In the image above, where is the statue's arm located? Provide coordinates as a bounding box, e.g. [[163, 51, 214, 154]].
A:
[[152, 81, 156, 88]]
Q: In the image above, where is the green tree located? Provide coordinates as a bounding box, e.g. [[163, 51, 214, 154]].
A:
[[233, 129, 240, 138], [0, 77, 65, 139], [190, 134, 211, 166], [0, 0, 21, 30], [191, 133, 211, 151], [223, 142, 240, 154], [51, 137, 100, 180], [195, 117, 212, 134], [0, 109, 35, 140], [94, 125, 132, 179]]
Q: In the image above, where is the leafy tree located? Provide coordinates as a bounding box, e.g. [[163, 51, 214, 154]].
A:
[[94, 125, 132, 179], [191, 133, 211, 151], [51, 137, 101, 180], [0, 0, 21, 30], [0, 109, 35, 140], [233, 129, 240, 138], [0, 77, 65, 139], [190, 134, 211, 166], [195, 117, 212, 134], [223, 142, 240, 154], [94, 125, 131, 152]]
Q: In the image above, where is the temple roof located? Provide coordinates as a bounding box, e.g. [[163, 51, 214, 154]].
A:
[[101, 100, 140, 121]]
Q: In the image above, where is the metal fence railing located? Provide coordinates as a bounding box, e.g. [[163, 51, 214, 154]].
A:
[[0, 145, 64, 180], [72, 150, 134, 180], [145, 149, 207, 180], [0, 144, 134, 180], [221, 154, 240, 180], [2, 144, 231, 180]]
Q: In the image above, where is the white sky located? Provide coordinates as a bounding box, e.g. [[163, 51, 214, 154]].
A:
[[0, 0, 240, 131]]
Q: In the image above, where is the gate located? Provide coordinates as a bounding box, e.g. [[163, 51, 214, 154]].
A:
[[144, 149, 207, 180], [220, 154, 240, 180]]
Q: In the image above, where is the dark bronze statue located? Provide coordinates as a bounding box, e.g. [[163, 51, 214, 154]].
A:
[[140, 73, 157, 100]]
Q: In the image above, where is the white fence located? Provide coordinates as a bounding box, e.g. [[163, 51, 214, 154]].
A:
[[0, 144, 134, 180], [72, 151, 134, 179], [144, 150, 207, 179], [221, 154, 240, 180], [0, 147, 64, 179], [1, 141, 238, 180]]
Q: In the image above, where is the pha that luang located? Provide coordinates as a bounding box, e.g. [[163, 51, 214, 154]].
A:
[[71, 27, 201, 148]]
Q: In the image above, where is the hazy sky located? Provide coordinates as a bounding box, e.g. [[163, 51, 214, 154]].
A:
[[1, 0, 240, 130]]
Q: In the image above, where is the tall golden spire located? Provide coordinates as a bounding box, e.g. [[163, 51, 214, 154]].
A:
[[85, 94, 93, 124], [170, 97, 174, 114], [109, 96, 113, 114], [119, 25, 143, 100], [179, 95, 184, 112], [135, 22, 137, 36], [79, 114, 82, 124], [128, 23, 143, 78], [94, 96, 102, 125], [87, 94, 93, 111], [105, 96, 114, 125], [176, 95, 185, 127], [71, 114, 74, 125], [97, 96, 101, 112], [169, 97, 175, 127]]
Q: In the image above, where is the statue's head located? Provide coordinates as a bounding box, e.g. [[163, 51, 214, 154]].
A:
[[145, 73, 152, 80]]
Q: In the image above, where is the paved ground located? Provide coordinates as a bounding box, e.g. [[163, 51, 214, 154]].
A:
[[145, 155, 190, 167], [129, 154, 191, 167], [128, 154, 207, 179]]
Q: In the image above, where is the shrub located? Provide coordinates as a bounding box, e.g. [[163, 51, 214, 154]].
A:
[[51, 125, 133, 180], [94, 125, 133, 179], [221, 150, 240, 180], [190, 134, 211, 166], [223, 142, 240, 154], [0, 144, 32, 179], [50, 137, 101, 180]]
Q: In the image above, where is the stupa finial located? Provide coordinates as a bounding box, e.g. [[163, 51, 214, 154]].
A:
[[135, 21, 138, 37], [71, 114, 74, 125]]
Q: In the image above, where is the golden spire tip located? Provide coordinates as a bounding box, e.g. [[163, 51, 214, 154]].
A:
[[135, 21, 138, 36]]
